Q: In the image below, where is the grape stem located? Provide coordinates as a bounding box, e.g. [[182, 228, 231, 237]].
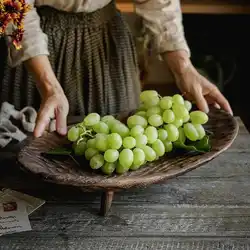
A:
[[76, 137, 85, 145]]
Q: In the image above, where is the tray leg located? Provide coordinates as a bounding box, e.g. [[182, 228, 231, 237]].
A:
[[100, 190, 114, 216]]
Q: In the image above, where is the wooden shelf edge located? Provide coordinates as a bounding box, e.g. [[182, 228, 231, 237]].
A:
[[182, 4, 250, 14], [117, 3, 250, 14]]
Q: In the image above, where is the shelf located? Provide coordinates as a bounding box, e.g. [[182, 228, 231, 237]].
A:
[[117, 0, 250, 14]]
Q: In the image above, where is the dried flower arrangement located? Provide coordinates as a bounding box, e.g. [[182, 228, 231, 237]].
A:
[[0, 0, 31, 49]]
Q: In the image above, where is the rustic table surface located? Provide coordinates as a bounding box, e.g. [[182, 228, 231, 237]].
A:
[[0, 117, 249, 250]]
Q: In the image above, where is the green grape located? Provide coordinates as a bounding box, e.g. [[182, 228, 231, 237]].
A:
[[101, 115, 116, 127], [140, 90, 158, 102], [77, 126, 85, 137], [190, 111, 209, 124], [172, 104, 189, 119], [108, 133, 122, 150], [130, 164, 141, 171], [148, 114, 163, 127], [116, 162, 130, 174], [135, 111, 147, 118], [85, 148, 99, 160], [111, 121, 130, 137], [171, 118, 183, 128], [172, 94, 184, 105], [162, 109, 175, 123], [159, 96, 172, 110], [133, 148, 146, 167], [101, 162, 116, 175], [127, 115, 147, 129], [152, 139, 165, 157], [146, 106, 161, 117], [162, 140, 173, 152], [142, 145, 157, 162], [83, 113, 100, 127], [183, 123, 199, 141], [193, 124, 206, 140], [86, 138, 96, 149], [67, 126, 79, 142], [158, 128, 168, 141], [123, 136, 136, 149], [137, 104, 146, 111], [135, 134, 148, 148], [101, 115, 115, 123], [183, 115, 190, 123], [144, 126, 158, 144], [92, 121, 109, 134], [104, 149, 119, 163], [143, 96, 160, 108], [119, 149, 134, 168], [95, 133, 109, 152], [164, 124, 179, 142], [90, 154, 104, 169], [130, 125, 144, 137], [74, 141, 87, 156], [184, 100, 192, 111], [177, 127, 186, 143]]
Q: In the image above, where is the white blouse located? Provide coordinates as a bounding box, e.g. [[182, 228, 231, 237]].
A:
[[8, 0, 190, 67]]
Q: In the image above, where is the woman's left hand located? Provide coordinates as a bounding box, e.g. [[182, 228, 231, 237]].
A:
[[165, 50, 233, 115]]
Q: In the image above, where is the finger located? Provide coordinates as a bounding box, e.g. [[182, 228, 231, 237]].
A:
[[182, 92, 193, 101], [204, 95, 220, 109], [34, 108, 51, 137], [55, 106, 68, 135], [192, 88, 209, 113], [210, 88, 233, 115], [214, 103, 221, 109]]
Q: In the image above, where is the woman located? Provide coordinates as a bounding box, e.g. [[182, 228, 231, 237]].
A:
[[0, 0, 232, 138]]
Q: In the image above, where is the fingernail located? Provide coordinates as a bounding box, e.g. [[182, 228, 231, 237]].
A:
[[58, 127, 67, 135], [34, 132, 41, 138]]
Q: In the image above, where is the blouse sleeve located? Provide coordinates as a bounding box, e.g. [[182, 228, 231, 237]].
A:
[[7, 0, 49, 67], [133, 0, 190, 57]]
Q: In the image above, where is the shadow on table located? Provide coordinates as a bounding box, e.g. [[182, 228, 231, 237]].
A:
[[0, 156, 105, 215]]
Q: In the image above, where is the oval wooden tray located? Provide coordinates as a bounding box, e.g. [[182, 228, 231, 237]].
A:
[[18, 107, 238, 215]]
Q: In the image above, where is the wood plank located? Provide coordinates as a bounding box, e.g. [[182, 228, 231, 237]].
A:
[[179, 152, 250, 178], [1, 237, 250, 250], [1, 205, 250, 239], [181, 1, 250, 14], [1, 174, 250, 206], [117, 0, 250, 14]]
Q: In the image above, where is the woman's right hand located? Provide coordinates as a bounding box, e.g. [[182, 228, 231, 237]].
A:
[[24, 55, 69, 138], [34, 86, 69, 137]]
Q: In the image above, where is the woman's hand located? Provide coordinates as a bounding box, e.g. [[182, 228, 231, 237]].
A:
[[164, 50, 233, 115], [25, 55, 69, 137], [34, 86, 69, 137]]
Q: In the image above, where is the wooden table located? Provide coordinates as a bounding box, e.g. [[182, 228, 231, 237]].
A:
[[0, 117, 249, 249]]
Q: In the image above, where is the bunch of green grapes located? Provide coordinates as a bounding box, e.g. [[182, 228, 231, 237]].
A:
[[67, 90, 209, 175]]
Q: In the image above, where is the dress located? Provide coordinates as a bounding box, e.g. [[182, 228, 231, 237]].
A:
[[0, 0, 190, 116]]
